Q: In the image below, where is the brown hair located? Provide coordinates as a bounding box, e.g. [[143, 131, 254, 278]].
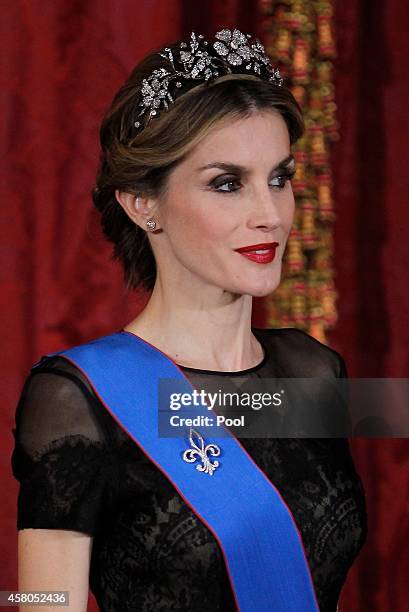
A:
[[93, 42, 305, 292]]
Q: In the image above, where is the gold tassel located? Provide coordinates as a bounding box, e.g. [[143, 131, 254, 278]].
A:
[[259, 0, 338, 342]]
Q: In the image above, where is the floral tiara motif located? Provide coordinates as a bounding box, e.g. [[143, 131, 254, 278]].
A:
[[133, 28, 283, 132]]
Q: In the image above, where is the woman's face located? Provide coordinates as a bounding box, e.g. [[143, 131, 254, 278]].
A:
[[153, 110, 296, 298]]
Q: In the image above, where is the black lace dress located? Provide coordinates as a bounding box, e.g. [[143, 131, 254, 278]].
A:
[[11, 327, 368, 612]]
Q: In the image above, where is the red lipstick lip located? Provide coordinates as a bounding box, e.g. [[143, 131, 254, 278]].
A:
[[234, 242, 279, 253], [237, 250, 277, 264]]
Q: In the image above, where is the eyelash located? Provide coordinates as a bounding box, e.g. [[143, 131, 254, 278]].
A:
[[211, 170, 296, 194]]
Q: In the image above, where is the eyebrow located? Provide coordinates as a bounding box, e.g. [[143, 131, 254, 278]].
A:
[[197, 154, 295, 174]]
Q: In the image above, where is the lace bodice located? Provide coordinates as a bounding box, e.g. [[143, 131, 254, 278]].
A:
[[11, 327, 367, 611]]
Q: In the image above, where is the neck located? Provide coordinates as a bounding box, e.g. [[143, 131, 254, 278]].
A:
[[123, 281, 264, 372]]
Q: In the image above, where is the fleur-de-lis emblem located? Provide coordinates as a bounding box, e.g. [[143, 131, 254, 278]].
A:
[[182, 428, 221, 475]]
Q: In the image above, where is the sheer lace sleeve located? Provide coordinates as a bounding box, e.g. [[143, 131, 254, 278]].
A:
[[11, 356, 120, 536]]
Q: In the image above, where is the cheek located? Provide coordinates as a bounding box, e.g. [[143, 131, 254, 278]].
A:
[[166, 196, 234, 251], [197, 210, 235, 244]]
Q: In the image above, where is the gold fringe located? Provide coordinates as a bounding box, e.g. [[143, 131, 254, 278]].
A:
[[258, 0, 338, 342]]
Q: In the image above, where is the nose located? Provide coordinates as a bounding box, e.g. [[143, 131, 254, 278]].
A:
[[246, 186, 284, 231]]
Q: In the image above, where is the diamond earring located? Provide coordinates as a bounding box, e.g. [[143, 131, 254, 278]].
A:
[[146, 218, 157, 232]]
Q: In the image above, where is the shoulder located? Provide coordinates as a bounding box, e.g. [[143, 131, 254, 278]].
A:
[[254, 326, 347, 377], [26, 355, 98, 402], [15, 356, 106, 454], [29, 331, 127, 389]]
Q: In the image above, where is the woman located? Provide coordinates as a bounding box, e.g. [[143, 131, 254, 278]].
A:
[[12, 29, 367, 611]]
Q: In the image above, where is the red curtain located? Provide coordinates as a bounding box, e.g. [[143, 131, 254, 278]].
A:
[[330, 1, 409, 610], [1, 1, 407, 610]]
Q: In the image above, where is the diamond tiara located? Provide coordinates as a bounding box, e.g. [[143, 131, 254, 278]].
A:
[[133, 28, 283, 133]]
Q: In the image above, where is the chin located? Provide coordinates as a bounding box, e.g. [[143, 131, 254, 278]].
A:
[[237, 273, 282, 298]]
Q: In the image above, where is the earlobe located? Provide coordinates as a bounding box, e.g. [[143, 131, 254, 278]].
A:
[[115, 189, 160, 231]]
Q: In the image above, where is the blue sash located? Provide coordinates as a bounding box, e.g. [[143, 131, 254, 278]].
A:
[[34, 330, 319, 611]]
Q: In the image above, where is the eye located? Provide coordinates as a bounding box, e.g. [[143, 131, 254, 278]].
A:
[[210, 170, 296, 193], [211, 177, 241, 193], [269, 171, 296, 190]]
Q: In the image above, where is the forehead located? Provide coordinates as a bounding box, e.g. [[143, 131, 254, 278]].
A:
[[184, 110, 290, 168]]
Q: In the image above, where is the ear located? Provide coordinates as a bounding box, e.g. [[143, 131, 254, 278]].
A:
[[115, 190, 159, 230]]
